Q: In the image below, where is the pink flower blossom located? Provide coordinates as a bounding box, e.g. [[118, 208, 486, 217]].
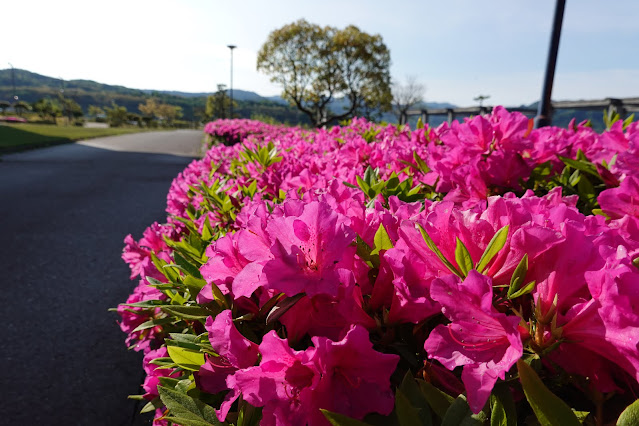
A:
[[424, 272, 523, 414], [196, 310, 259, 394], [262, 201, 356, 297]]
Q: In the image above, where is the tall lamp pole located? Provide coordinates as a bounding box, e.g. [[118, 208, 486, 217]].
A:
[[9, 63, 18, 103], [227, 45, 236, 119], [534, 0, 566, 128]]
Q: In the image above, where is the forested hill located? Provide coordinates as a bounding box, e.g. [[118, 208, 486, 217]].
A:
[[0, 68, 310, 124]]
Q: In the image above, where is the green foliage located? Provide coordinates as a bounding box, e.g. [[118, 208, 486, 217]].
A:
[[517, 360, 581, 426], [105, 102, 129, 127], [158, 386, 223, 426], [257, 19, 392, 127], [0, 123, 145, 153], [0, 68, 311, 125], [617, 399, 639, 426], [441, 395, 487, 425], [32, 97, 62, 122], [321, 410, 372, 426], [205, 85, 236, 120], [395, 373, 432, 426], [349, 166, 427, 208], [522, 149, 609, 215]]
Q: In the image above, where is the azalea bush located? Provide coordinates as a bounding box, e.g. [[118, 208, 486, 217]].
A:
[[117, 108, 639, 425]]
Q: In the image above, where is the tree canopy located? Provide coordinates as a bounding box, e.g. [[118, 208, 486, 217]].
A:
[[257, 19, 392, 127], [392, 76, 426, 124]]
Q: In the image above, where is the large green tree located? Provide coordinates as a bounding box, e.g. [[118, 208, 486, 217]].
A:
[[257, 19, 392, 127], [32, 98, 62, 122], [105, 102, 128, 127]]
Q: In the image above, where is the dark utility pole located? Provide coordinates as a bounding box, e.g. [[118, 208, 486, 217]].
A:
[[227, 45, 236, 119], [535, 0, 566, 128]]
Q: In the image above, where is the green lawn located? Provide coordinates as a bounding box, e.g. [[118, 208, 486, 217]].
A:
[[0, 123, 148, 153]]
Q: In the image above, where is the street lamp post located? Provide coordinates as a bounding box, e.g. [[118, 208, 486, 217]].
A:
[[227, 45, 236, 119], [9, 63, 18, 103], [534, 0, 566, 128]]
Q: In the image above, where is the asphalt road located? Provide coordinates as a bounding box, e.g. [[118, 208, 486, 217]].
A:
[[1, 130, 204, 425]]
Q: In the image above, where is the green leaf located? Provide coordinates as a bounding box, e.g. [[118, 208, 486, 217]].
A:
[[184, 275, 208, 299], [396, 389, 427, 426], [396, 372, 432, 426], [167, 345, 205, 371], [516, 360, 581, 426], [417, 380, 454, 419], [622, 114, 635, 130], [266, 293, 305, 325], [490, 383, 516, 426], [617, 399, 639, 425], [507, 280, 536, 299], [132, 317, 174, 333], [371, 223, 394, 256], [237, 400, 262, 426], [152, 252, 180, 283], [207, 280, 229, 309], [321, 409, 371, 426], [417, 224, 463, 277], [161, 305, 217, 320], [507, 254, 528, 298], [557, 154, 600, 178], [413, 151, 430, 173], [356, 236, 373, 262], [454, 238, 473, 277], [157, 386, 221, 425], [441, 394, 487, 426], [476, 225, 509, 274], [174, 252, 203, 279], [364, 166, 376, 186], [356, 175, 371, 194], [140, 400, 158, 414]]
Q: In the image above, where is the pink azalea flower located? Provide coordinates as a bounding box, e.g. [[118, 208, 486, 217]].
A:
[[196, 310, 259, 394], [142, 347, 178, 400], [262, 201, 356, 297], [424, 271, 523, 414], [221, 331, 318, 425], [550, 257, 639, 390], [308, 325, 399, 422], [598, 176, 639, 219], [225, 326, 398, 425]]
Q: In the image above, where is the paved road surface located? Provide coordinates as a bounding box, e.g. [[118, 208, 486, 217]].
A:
[[1, 130, 203, 425]]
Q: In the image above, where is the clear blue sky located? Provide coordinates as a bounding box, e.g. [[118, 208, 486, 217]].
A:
[[3, 0, 638, 106]]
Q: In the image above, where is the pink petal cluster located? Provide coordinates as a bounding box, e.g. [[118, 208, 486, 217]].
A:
[[220, 325, 398, 425], [118, 110, 639, 421]]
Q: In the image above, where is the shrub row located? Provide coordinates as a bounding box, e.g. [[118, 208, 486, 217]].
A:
[[118, 109, 639, 425]]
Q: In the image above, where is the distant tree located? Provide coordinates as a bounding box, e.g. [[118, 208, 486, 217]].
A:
[[32, 98, 62, 122], [157, 103, 182, 126], [205, 84, 236, 120], [250, 113, 280, 125], [138, 98, 159, 122], [139, 98, 182, 127], [257, 19, 392, 127], [13, 100, 31, 117], [105, 102, 128, 127], [62, 98, 83, 120], [392, 76, 426, 124], [474, 94, 490, 108], [88, 105, 104, 119], [0, 100, 10, 115]]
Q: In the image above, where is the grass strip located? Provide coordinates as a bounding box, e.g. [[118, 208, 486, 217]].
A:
[[0, 123, 149, 154]]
